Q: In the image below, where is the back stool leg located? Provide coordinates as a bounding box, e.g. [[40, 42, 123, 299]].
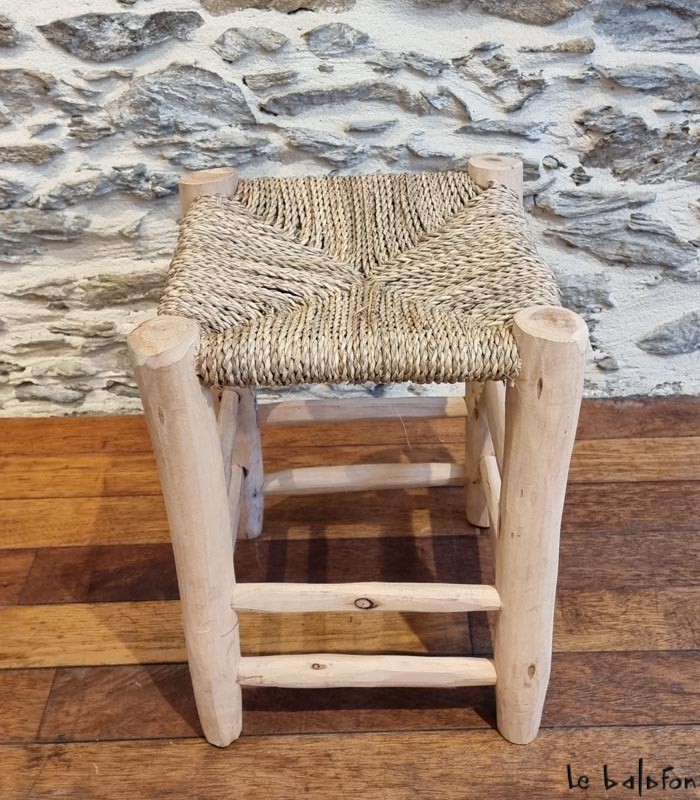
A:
[[464, 382, 490, 527], [464, 153, 523, 531], [235, 389, 264, 539], [494, 306, 587, 744], [128, 315, 242, 747]]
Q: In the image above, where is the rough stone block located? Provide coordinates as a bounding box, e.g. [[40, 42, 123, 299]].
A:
[[638, 312, 700, 355], [213, 26, 288, 62], [303, 23, 368, 56], [38, 11, 204, 62]]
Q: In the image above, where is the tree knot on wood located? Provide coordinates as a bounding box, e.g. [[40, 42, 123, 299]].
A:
[[311, 662, 326, 670], [354, 597, 377, 609]]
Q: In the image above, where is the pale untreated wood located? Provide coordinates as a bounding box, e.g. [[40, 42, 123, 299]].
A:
[[479, 454, 501, 561], [227, 468, 244, 548], [179, 166, 238, 215], [238, 654, 497, 688], [128, 315, 242, 747], [468, 154, 524, 201], [263, 462, 465, 495], [482, 381, 505, 473], [180, 168, 258, 551], [464, 382, 492, 527], [217, 389, 244, 539], [233, 389, 264, 539], [217, 389, 239, 492], [464, 155, 521, 530], [494, 305, 588, 745], [257, 396, 467, 426], [232, 582, 500, 613]]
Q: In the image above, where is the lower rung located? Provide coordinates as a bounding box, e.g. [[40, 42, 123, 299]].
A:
[[238, 654, 497, 688], [263, 462, 465, 496]]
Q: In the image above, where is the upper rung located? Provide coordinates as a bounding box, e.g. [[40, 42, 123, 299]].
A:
[[257, 396, 467, 426]]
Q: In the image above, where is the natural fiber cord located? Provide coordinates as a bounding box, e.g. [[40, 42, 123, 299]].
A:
[[159, 171, 560, 388]]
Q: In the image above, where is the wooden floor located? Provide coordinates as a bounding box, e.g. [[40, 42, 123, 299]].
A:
[[0, 397, 698, 799]]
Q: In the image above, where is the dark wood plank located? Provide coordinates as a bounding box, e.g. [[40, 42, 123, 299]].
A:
[[0, 415, 151, 457], [32, 651, 700, 744], [478, 529, 700, 590], [1, 495, 170, 549], [0, 414, 466, 454], [3, 584, 696, 669], [20, 545, 179, 605], [2, 727, 697, 800], [1, 437, 698, 499], [1, 397, 697, 457], [0, 444, 469, 500], [19, 537, 482, 605], [557, 530, 699, 589], [37, 664, 201, 743], [0, 602, 188, 669], [561, 481, 700, 534], [0, 602, 471, 669], [0, 550, 34, 604], [471, 587, 700, 654], [0, 487, 479, 548], [482, 528, 700, 589], [568, 436, 700, 483], [0, 668, 55, 743], [15, 527, 698, 607], [544, 652, 700, 727], [264, 396, 700, 447], [576, 396, 700, 440], [3, 480, 699, 550], [0, 452, 160, 499]]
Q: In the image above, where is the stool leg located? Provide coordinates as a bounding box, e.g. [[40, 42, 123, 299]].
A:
[[465, 153, 523, 530], [234, 389, 264, 539], [128, 315, 242, 747], [464, 382, 490, 527], [494, 306, 587, 744]]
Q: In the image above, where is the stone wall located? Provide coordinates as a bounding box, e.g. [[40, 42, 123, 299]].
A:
[[1, 0, 698, 416]]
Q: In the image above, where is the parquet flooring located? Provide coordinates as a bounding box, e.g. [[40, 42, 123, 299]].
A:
[[0, 397, 698, 798]]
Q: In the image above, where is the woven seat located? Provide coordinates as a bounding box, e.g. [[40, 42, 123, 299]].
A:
[[159, 171, 559, 388]]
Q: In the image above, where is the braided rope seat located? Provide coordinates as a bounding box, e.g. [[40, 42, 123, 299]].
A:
[[159, 171, 560, 388]]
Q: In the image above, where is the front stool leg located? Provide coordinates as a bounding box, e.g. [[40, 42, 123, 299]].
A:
[[128, 315, 242, 747], [494, 306, 587, 744]]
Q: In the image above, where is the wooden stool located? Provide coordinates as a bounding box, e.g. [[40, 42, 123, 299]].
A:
[[128, 156, 587, 747]]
